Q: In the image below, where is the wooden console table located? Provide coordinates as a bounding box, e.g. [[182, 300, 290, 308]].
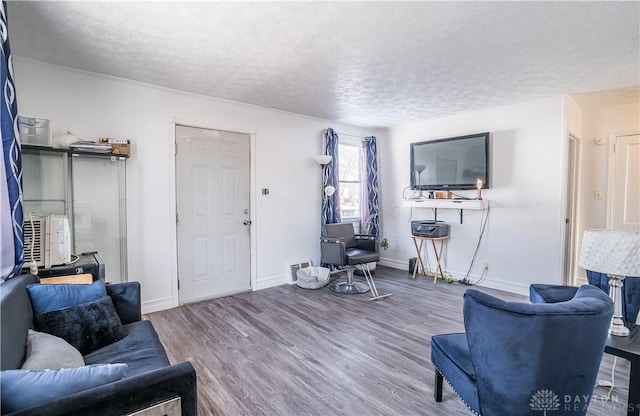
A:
[[411, 236, 449, 284]]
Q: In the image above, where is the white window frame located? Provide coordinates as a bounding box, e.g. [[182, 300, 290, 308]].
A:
[[338, 138, 364, 233]]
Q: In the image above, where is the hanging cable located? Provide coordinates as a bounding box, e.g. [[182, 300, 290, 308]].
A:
[[461, 202, 490, 285], [28, 212, 39, 275], [594, 356, 617, 402]]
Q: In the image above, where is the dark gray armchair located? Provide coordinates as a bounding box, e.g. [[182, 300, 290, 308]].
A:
[[320, 223, 390, 300]]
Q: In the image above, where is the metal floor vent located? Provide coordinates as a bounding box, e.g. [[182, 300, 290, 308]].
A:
[[289, 261, 310, 282]]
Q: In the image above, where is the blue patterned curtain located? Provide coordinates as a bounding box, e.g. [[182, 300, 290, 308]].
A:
[[1, 0, 24, 280], [363, 136, 379, 236], [321, 128, 340, 227]]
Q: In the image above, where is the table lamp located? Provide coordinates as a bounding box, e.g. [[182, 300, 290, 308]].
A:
[[414, 165, 426, 198], [578, 229, 640, 336], [475, 178, 484, 200]]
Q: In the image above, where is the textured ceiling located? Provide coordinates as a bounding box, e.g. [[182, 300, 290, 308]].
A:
[[6, 1, 640, 128]]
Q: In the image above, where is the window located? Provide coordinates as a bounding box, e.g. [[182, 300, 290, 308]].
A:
[[338, 141, 362, 227]]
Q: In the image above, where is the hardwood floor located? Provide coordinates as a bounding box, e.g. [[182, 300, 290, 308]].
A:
[[146, 266, 630, 416]]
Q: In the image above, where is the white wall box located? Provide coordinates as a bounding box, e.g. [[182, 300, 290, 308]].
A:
[[22, 144, 128, 283], [18, 116, 52, 147]]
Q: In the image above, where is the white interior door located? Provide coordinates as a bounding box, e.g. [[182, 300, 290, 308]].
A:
[[609, 133, 640, 230], [176, 125, 251, 304]]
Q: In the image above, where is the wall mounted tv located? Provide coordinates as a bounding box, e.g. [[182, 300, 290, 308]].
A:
[[410, 132, 490, 191]]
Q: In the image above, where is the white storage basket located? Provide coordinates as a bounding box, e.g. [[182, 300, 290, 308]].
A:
[[296, 266, 330, 289]]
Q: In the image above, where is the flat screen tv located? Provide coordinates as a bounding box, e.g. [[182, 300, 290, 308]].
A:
[[410, 132, 490, 191]]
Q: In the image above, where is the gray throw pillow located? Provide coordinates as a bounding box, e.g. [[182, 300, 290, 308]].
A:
[[21, 330, 85, 370]]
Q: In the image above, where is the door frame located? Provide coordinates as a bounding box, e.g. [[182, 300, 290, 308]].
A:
[[167, 117, 257, 308], [606, 131, 640, 228], [563, 133, 582, 286]]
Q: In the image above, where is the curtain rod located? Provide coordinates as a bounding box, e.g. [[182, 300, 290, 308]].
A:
[[324, 129, 371, 140], [337, 132, 367, 140]]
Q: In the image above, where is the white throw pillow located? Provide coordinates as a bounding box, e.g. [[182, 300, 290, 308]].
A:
[[21, 330, 84, 370]]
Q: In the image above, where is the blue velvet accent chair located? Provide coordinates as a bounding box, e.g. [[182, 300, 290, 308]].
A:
[[528, 283, 579, 304], [431, 285, 613, 416], [529, 271, 640, 324]]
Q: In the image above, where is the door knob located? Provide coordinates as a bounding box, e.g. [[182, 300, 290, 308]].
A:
[[243, 220, 252, 226]]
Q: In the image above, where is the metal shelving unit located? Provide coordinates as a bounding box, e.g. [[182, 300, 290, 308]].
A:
[[22, 145, 128, 283]]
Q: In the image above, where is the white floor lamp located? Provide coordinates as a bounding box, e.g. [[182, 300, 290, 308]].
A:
[[578, 229, 640, 336], [316, 154, 333, 231]]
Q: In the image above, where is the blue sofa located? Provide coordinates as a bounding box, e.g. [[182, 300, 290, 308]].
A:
[[0, 274, 197, 415]]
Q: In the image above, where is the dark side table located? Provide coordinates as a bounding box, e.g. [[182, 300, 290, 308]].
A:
[[605, 325, 640, 416], [22, 252, 105, 282]]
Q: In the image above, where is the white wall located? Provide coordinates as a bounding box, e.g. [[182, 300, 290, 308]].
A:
[[13, 57, 372, 313], [379, 97, 566, 295], [579, 101, 639, 230], [575, 101, 639, 280], [16, 57, 633, 303], [564, 96, 583, 139]]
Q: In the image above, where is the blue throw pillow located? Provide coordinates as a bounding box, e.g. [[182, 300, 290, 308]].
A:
[[0, 363, 127, 413], [27, 281, 107, 315], [34, 296, 126, 355]]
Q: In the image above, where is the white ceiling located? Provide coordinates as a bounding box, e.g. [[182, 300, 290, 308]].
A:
[[7, 1, 640, 129]]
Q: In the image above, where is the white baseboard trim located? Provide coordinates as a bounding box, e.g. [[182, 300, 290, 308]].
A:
[[142, 275, 289, 313], [380, 260, 530, 297], [254, 274, 289, 290], [575, 276, 588, 286], [378, 257, 408, 270], [142, 297, 176, 314], [444, 269, 530, 296], [474, 278, 530, 297]]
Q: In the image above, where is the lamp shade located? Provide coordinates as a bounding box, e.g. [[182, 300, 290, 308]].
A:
[[578, 229, 640, 276], [315, 155, 332, 165]]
